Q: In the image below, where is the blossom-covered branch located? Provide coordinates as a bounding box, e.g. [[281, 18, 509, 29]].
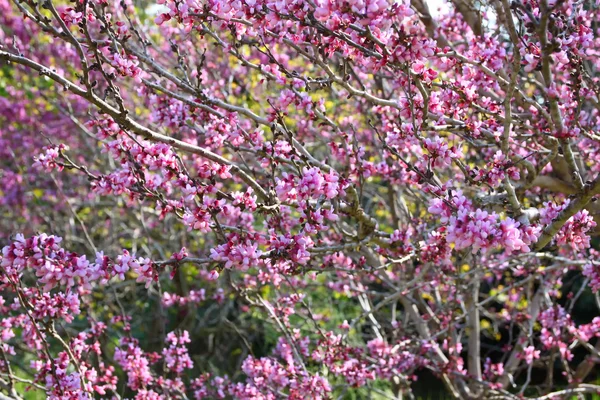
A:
[[0, 0, 599, 398]]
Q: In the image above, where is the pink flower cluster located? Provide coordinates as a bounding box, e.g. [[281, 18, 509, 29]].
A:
[[539, 306, 574, 360], [555, 210, 596, 252], [582, 250, 600, 292], [428, 191, 536, 254], [115, 250, 155, 286], [210, 233, 263, 270], [469, 151, 520, 188], [33, 144, 68, 173], [162, 331, 194, 374], [60, 7, 83, 26], [423, 137, 461, 168], [106, 51, 143, 83], [1, 234, 158, 291], [114, 338, 154, 391], [277, 167, 344, 202], [162, 289, 206, 307], [268, 232, 314, 265], [30, 290, 80, 323], [33, 352, 90, 399], [1, 234, 102, 291]]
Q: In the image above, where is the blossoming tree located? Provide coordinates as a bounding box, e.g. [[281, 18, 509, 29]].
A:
[[1, 0, 600, 398]]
